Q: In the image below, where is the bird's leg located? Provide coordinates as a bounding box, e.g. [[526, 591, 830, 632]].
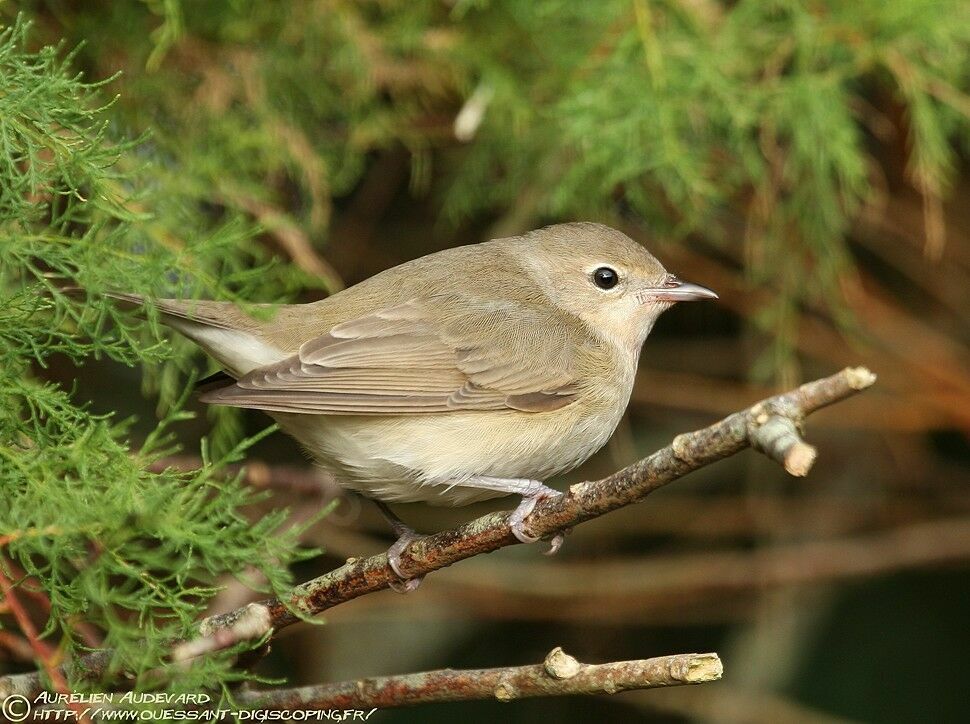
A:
[[459, 477, 566, 554], [372, 499, 426, 593]]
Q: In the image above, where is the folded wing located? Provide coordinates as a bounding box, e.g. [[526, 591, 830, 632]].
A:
[[199, 299, 580, 415]]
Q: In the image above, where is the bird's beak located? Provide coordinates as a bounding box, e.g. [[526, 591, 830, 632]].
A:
[[642, 276, 718, 303]]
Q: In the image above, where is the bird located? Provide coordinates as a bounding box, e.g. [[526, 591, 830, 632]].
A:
[[102, 222, 716, 589]]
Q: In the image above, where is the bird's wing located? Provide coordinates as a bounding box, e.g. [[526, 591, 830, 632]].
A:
[[198, 299, 581, 415]]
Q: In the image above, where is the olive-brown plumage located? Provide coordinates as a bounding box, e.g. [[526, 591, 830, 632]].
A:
[[112, 222, 716, 581]]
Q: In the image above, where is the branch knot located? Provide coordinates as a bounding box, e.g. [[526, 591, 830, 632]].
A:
[[544, 647, 582, 679], [493, 680, 517, 702], [747, 414, 817, 477]]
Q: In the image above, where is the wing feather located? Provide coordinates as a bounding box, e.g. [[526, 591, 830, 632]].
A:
[[199, 299, 581, 415]]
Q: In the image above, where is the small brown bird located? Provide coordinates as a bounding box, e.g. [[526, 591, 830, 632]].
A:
[[109, 222, 716, 588]]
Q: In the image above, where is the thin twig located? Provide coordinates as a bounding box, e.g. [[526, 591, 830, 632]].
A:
[[0, 566, 90, 723], [223, 189, 344, 292], [0, 630, 35, 662], [236, 648, 722, 709], [0, 557, 103, 650], [171, 603, 272, 664], [146, 456, 338, 498]]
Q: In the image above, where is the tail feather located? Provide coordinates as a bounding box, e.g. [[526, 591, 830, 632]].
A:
[[195, 370, 237, 390], [103, 292, 245, 331], [62, 288, 241, 330], [67, 289, 285, 378]]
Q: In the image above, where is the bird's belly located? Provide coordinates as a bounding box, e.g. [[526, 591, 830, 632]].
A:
[[274, 403, 623, 506]]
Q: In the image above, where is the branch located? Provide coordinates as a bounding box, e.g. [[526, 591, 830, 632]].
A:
[[0, 366, 875, 698], [236, 648, 722, 710], [146, 456, 338, 498], [0, 630, 36, 662], [170, 603, 272, 664], [220, 187, 344, 292], [203, 366, 874, 631]]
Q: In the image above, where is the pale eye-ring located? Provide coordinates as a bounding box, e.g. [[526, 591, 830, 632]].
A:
[[592, 266, 619, 290]]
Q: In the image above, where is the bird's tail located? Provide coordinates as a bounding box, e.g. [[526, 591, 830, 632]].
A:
[[64, 289, 283, 378]]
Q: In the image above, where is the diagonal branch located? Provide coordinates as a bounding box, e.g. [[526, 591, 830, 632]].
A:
[[202, 366, 875, 633], [237, 648, 723, 710], [0, 366, 875, 699]]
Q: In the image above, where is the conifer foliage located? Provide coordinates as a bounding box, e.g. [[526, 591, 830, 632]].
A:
[[0, 15, 313, 698]]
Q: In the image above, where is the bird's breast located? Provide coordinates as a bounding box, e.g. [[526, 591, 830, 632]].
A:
[[274, 383, 630, 505]]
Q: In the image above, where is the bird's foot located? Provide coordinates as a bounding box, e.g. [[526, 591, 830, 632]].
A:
[[508, 483, 566, 554], [371, 499, 426, 593], [386, 530, 426, 594]]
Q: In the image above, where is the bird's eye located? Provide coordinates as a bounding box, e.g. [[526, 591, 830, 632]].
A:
[[592, 266, 619, 290]]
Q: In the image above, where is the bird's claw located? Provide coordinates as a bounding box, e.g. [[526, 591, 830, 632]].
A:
[[509, 487, 567, 554], [387, 531, 425, 594], [387, 576, 422, 594], [544, 531, 566, 556]]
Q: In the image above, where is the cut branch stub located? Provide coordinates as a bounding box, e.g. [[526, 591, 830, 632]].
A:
[[748, 414, 818, 476]]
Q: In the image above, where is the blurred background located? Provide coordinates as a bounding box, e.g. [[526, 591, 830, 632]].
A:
[[11, 1, 970, 721]]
